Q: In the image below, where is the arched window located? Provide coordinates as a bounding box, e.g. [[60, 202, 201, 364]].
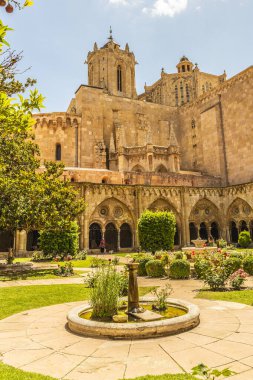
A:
[[56, 144, 61, 161], [27, 230, 40, 251], [180, 81, 184, 105], [0, 230, 14, 252], [240, 220, 248, 232], [117, 65, 122, 92], [230, 221, 238, 243], [199, 222, 208, 240], [174, 225, 180, 246], [211, 222, 219, 240], [105, 223, 118, 252], [175, 85, 178, 106], [89, 223, 102, 249], [189, 222, 198, 242], [186, 84, 190, 103], [182, 65, 185, 72], [120, 223, 132, 248]]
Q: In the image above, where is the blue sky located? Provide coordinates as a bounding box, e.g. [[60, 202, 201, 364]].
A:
[[1, 0, 252, 112]]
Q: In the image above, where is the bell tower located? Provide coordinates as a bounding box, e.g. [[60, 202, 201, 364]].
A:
[[86, 28, 137, 99]]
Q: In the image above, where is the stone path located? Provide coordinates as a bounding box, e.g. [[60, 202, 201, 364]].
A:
[[1, 278, 253, 379]]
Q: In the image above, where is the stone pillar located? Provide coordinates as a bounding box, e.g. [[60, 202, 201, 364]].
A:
[[118, 229, 121, 251], [16, 230, 27, 254], [208, 226, 212, 240], [128, 263, 139, 313]]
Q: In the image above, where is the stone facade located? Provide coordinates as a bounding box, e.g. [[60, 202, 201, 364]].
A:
[[9, 31, 253, 253]]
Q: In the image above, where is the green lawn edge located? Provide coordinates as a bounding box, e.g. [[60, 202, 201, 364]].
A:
[[197, 289, 253, 306]]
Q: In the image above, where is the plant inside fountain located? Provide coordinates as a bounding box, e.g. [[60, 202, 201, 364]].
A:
[[82, 263, 186, 323]]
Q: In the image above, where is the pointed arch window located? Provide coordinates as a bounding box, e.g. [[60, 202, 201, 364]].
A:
[[175, 85, 178, 106], [56, 143, 61, 161], [186, 84, 190, 103], [117, 65, 122, 92]]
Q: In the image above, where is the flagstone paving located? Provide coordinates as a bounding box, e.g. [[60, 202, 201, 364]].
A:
[[1, 278, 253, 379]]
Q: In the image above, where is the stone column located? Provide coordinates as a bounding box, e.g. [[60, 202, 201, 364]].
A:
[[118, 229, 121, 252], [128, 263, 139, 313], [15, 230, 27, 254]]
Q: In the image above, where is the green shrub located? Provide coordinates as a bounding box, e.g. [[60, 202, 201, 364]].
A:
[[203, 267, 228, 290], [39, 221, 79, 258], [138, 210, 176, 253], [75, 250, 87, 260], [90, 266, 122, 319], [133, 253, 153, 276], [169, 259, 190, 279], [194, 259, 211, 279], [228, 251, 243, 259], [90, 257, 107, 268], [174, 251, 183, 260], [243, 255, 253, 275], [145, 260, 165, 278], [223, 257, 242, 276], [238, 231, 252, 248], [55, 262, 74, 277]]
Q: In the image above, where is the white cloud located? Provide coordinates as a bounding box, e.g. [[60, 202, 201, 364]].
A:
[[143, 0, 188, 17]]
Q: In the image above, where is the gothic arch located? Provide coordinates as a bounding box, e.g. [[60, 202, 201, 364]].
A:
[[131, 164, 145, 173], [189, 198, 221, 241], [148, 198, 181, 246], [148, 197, 179, 217], [155, 164, 168, 174], [189, 198, 221, 225], [89, 197, 135, 231], [227, 198, 253, 223]]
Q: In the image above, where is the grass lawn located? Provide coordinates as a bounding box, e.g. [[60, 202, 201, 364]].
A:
[[123, 375, 196, 380], [0, 284, 155, 320], [0, 269, 83, 282], [0, 362, 57, 380], [197, 289, 253, 306]]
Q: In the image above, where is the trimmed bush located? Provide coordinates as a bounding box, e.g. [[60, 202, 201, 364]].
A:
[[243, 255, 253, 275], [229, 251, 243, 259], [174, 252, 183, 260], [238, 231, 252, 248], [138, 210, 176, 253], [224, 257, 242, 276], [194, 259, 211, 279], [170, 259, 190, 279], [133, 253, 153, 276], [39, 221, 79, 258], [145, 260, 165, 278]]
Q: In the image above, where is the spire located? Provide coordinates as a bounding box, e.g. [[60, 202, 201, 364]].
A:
[[108, 26, 113, 41]]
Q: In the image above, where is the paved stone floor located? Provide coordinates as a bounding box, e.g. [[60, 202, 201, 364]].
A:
[[1, 278, 253, 379]]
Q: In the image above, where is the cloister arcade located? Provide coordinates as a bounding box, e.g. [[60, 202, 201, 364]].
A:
[[88, 197, 135, 252], [1, 196, 253, 253]]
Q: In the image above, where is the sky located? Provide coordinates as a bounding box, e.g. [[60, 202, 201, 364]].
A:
[[1, 0, 253, 112]]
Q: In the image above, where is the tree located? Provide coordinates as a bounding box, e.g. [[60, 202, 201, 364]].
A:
[[0, 91, 85, 240], [0, 22, 85, 250], [0, 4, 36, 96], [138, 210, 176, 253]]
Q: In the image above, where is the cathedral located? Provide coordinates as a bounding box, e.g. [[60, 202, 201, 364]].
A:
[[9, 29, 253, 254]]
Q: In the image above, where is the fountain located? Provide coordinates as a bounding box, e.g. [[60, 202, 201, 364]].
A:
[[67, 262, 200, 339]]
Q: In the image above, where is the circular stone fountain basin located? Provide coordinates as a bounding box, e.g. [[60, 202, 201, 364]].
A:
[[67, 297, 200, 340]]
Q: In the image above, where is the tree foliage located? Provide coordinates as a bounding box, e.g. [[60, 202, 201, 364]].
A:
[[138, 210, 176, 253], [0, 17, 36, 96], [0, 21, 85, 247]]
